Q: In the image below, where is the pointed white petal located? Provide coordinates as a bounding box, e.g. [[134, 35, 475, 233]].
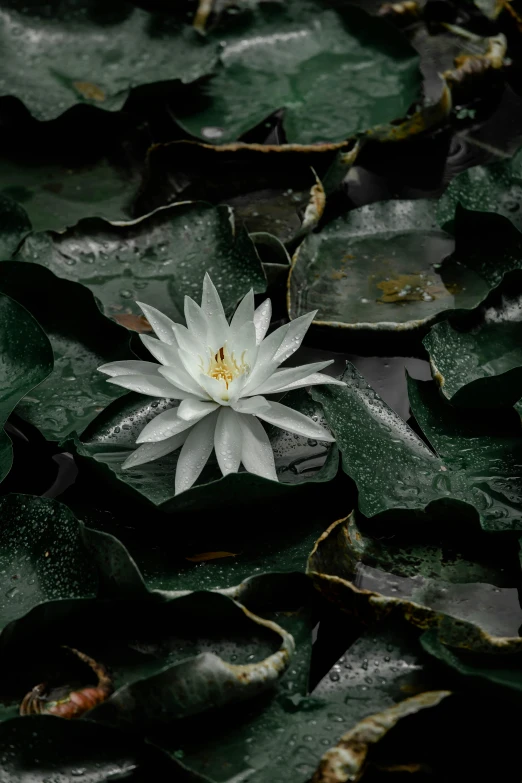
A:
[[271, 373, 346, 394], [98, 360, 160, 378], [172, 323, 206, 359], [233, 396, 270, 415], [107, 375, 188, 399], [175, 411, 218, 495], [136, 407, 195, 443], [247, 360, 334, 396], [253, 299, 272, 344], [197, 374, 230, 405], [158, 364, 203, 396], [238, 414, 277, 482], [122, 431, 188, 469], [177, 398, 219, 422], [230, 289, 254, 335], [201, 273, 229, 349], [136, 302, 176, 345], [273, 311, 317, 363], [240, 323, 289, 395], [255, 401, 335, 442], [140, 335, 180, 367], [214, 407, 242, 476], [184, 296, 209, 343]]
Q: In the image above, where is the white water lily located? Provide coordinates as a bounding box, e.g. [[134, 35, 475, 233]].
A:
[[98, 274, 344, 495]]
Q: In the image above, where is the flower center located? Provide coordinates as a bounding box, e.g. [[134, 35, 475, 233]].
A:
[[206, 345, 249, 389]]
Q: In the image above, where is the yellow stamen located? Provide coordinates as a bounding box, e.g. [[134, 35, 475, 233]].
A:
[[206, 344, 249, 389]]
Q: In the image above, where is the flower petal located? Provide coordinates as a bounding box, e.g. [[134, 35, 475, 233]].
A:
[[172, 323, 206, 358], [240, 323, 289, 395], [177, 398, 219, 422], [184, 296, 209, 343], [158, 364, 203, 396], [107, 375, 188, 399], [136, 302, 176, 345], [214, 407, 242, 476], [136, 407, 195, 443], [247, 360, 334, 396], [140, 335, 180, 367], [122, 431, 189, 469], [175, 411, 218, 494], [253, 299, 272, 344], [98, 360, 160, 377], [273, 311, 317, 364], [201, 273, 229, 350], [271, 372, 346, 394], [197, 373, 230, 405], [255, 401, 335, 442], [230, 289, 254, 335], [233, 396, 270, 415], [238, 414, 277, 482]]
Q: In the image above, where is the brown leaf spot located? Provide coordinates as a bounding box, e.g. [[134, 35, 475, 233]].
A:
[[185, 551, 238, 563], [112, 314, 152, 333], [73, 81, 106, 102]]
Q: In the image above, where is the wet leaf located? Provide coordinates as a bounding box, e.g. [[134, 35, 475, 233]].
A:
[[288, 200, 457, 330], [175, 1, 421, 144], [0, 261, 134, 441], [423, 271, 522, 408], [312, 363, 522, 532], [308, 513, 522, 650], [437, 146, 522, 232], [0, 292, 53, 482], [73, 389, 339, 515], [0, 716, 205, 782], [0, 0, 219, 120], [0, 195, 31, 259], [15, 202, 266, 322]]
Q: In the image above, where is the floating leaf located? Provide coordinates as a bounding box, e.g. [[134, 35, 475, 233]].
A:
[[175, 1, 421, 144], [312, 363, 522, 532], [288, 200, 457, 330], [0, 716, 205, 782], [437, 146, 522, 232], [15, 202, 266, 322], [73, 389, 339, 515], [135, 140, 341, 245], [308, 513, 522, 650], [0, 293, 53, 482], [0, 0, 219, 120], [0, 261, 134, 441], [0, 195, 31, 259], [424, 271, 522, 408]]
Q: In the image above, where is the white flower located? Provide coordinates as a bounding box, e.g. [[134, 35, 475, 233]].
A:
[[98, 274, 344, 495]]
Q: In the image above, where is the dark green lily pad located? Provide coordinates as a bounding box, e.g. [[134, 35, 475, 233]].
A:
[[312, 363, 522, 532], [0, 293, 53, 482], [421, 628, 522, 697], [175, 1, 421, 144], [423, 271, 522, 408], [0, 156, 141, 233], [73, 389, 338, 515], [135, 140, 338, 246], [0, 0, 219, 121], [0, 716, 206, 782], [0, 261, 134, 441], [0, 195, 31, 258], [308, 513, 522, 651], [288, 200, 458, 330], [437, 146, 522, 232], [15, 202, 266, 322]]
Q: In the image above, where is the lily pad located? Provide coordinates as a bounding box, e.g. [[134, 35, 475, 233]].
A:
[[0, 293, 53, 482], [174, 1, 421, 144], [0, 156, 141, 233], [0, 716, 206, 782], [135, 140, 338, 245], [0, 0, 219, 121], [308, 513, 522, 651], [73, 389, 339, 515], [423, 271, 522, 408], [288, 200, 458, 330], [0, 195, 31, 259], [0, 261, 134, 441], [437, 146, 522, 232], [15, 202, 266, 322], [312, 363, 522, 532]]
